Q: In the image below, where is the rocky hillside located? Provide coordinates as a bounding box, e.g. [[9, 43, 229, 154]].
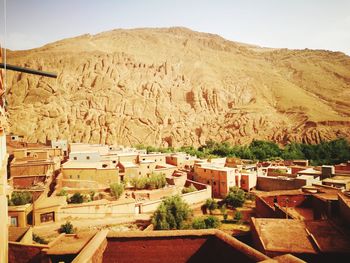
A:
[[5, 27, 350, 147]]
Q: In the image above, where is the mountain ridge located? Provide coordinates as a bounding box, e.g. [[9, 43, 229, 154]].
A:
[[5, 27, 350, 147]]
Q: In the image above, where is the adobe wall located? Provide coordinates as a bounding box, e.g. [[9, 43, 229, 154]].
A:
[[72, 230, 108, 263], [12, 175, 46, 188], [256, 177, 306, 191], [59, 199, 135, 220], [61, 179, 99, 189], [103, 236, 209, 263], [10, 163, 51, 177], [133, 187, 178, 201], [8, 242, 49, 263], [255, 196, 276, 218], [140, 186, 211, 213], [338, 193, 350, 224]]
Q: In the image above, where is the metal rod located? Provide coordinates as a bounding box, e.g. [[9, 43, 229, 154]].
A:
[[0, 63, 57, 78]]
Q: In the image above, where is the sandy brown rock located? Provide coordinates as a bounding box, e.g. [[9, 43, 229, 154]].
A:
[[4, 27, 350, 147]]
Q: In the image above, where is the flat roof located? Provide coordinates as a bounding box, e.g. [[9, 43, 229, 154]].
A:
[[47, 231, 96, 255], [304, 221, 350, 253], [252, 218, 317, 254], [323, 176, 350, 183], [252, 218, 350, 254], [119, 161, 138, 168]]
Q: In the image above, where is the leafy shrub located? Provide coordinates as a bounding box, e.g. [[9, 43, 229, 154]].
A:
[[132, 173, 166, 190], [192, 217, 207, 229], [233, 211, 243, 223], [182, 184, 197, 194], [192, 215, 221, 229], [110, 183, 124, 200], [33, 234, 48, 244], [69, 192, 84, 204], [205, 198, 218, 214], [224, 187, 246, 208], [57, 188, 68, 197], [152, 195, 192, 230], [59, 221, 75, 234], [9, 191, 32, 206]]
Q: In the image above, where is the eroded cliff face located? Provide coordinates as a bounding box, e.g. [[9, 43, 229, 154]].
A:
[[5, 27, 350, 147]]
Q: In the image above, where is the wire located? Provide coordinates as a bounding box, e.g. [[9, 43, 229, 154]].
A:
[[54, 211, 141, 215], [3, 0, 6, 92]]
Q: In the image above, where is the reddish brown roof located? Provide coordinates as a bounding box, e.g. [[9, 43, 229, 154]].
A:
[[8, 226, 30, 242]]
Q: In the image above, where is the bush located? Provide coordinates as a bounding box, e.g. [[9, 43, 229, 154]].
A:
[[131, 173, 166, 190], [110, 183, 124, 200], [220, 204, 228, 222], [57, 188, 68, 197], [69, 192, 84, 204], [33, 234, 48, 244], [224, 187, 246, 208], [59, 221, 75, 234], [192, 217, 207, 229], [10, 191, 32, 206], [205, 198, 218, 214], [89, 191, 95, 201], [233, 211, 243, 223], [192, 215, 221, 229], [182, 184, 197, 194], [152, 195, 192, 230]]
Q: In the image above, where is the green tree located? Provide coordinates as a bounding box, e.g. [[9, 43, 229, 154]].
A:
[[220, 204, 228, 222], [233, 211, 243, 223], [10, 191, 32, 206], [205, 198, 218, 214], [69, 192, 84, 204], [110, 183, 124, 200], [192, 215, 221, 229], [152, 195, 192, 230], [59, 221, 75, 234], [192, 217, 207, 229], [224, 187, 246, 208]]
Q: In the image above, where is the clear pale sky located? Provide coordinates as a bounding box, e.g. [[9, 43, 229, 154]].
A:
[[0, 0, 349, 55]]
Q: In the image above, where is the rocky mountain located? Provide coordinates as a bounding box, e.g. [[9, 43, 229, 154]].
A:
[[4, 27, 350, 147]]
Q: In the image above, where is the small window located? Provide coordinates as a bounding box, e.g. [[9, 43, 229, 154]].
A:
[[147, 165, 150, 169], [142, 158, 146, 161], [73, 157, 77, 160], [40, 212, 54, 223], [77, 175, 80, 179], [10, 216, 18, 227], [113, 160, 116, 164], [102, 164, 108, 168], [139, 171, 141, 175], [56, 146, 59, 149], [204, 169, 207, 172], [11, 136, 15, 140], [70, 175, 72, 179], [86, 156, 90, 160]]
